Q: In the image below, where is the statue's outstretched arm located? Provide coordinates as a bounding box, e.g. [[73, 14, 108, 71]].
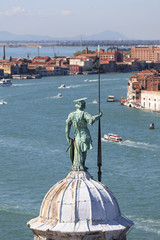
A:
[[92, 112, 103, 123], [84, 112, 103, 125]]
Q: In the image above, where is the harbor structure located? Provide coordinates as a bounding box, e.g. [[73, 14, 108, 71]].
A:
[[27, 98, 134, 240]]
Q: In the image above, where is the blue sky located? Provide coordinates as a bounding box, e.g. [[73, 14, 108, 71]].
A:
[[1, 0, 160, 39]]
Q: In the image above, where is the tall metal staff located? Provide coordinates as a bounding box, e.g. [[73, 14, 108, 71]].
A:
[[97, 45, 102, 182]]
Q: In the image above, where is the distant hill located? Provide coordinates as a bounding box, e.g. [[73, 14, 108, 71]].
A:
[[0, 31, 53, 41], [74, 31, 129, 41], [0, 30, 129, 41]]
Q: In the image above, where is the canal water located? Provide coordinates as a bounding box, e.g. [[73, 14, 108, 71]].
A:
[[0, 72, 160, 240]]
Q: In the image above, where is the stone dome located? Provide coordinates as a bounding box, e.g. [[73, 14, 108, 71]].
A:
[[27, 171, 133, 240]]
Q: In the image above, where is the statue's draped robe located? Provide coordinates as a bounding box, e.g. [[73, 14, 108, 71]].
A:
[[66, 109, 98, 170]]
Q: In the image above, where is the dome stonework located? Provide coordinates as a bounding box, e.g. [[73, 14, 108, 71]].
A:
[[27, 171, 133, 240]]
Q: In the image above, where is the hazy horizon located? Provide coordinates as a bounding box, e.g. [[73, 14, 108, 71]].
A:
[[1, 0, 160, 40]]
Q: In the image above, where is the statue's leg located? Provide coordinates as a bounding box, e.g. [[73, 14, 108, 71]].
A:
[[72, 140, 84, 170]]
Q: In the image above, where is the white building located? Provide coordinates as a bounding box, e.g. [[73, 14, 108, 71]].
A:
[[141, 90, 160, 111], [69, 57, 93, 70]]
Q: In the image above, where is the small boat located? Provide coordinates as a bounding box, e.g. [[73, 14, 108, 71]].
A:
[[58, 84, 66, 89], [0, 100, 7, 104], [84, 79, 89, 82], [92, 99, 98, 104], [0, 79, 12, 86], [149, 123, 154, 129], [107, 96, 115, 102], [104, 133, 122, 142], [57, 93, 63, 98]]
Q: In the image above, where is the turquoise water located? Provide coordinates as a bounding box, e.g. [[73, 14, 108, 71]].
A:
[[0, 72, 160, 240]]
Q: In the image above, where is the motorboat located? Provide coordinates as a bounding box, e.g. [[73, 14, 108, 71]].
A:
[[92, 99, 98, 104], [58, 84, 66, 89], [0, 100, 7, 104], [104, 133, 122, 142], [149, 123, 154, 129], [107, 95, 115, 102], [57, 93, 63, 98], [0, 79, 12, 86]]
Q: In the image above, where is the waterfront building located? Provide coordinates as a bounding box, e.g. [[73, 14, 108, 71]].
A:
[[0, 62, 15, 76], [60, 64, 69, 75], [98, 48, 123, 63], [69, 57, 94, 71], [141, 90, 160, 111], [127, 69, 160, 111], [131, 46, 160, 62], [69, 65, 83, 74], [0, 68, 4, 77]]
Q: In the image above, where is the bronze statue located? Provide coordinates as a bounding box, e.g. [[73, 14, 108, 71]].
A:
[[66, 98, 102, 171]]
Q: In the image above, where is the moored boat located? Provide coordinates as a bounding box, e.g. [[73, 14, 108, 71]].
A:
[[104, 133, 122, 142], [0, 79, 12, 86], [107, 95, 115, 102]]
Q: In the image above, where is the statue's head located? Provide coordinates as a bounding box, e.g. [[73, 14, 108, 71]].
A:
[[74, 98, 87, 110]]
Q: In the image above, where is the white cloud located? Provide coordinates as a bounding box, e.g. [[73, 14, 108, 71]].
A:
[[0, 6, 33, 17], [61, 10, 72, 16]]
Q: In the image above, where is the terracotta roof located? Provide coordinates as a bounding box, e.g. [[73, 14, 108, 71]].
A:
[[34, 56, 50, 60]]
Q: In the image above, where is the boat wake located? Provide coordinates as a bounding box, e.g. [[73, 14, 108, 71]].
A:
[[0, 203, 38, 215], [46, 94, 63, 99], [131, 216, 160, 235], [58, 84, 70, 89], [13, 83, 44, 87], [87, 79, 98, 82], [121, 140, 159, 151], [67, 84, 88, 88], [102, 138, 159, 151]]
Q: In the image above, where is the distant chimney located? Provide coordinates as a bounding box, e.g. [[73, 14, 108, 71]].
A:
[[3, 45, 5, 60], [86, 47, 88, 54]]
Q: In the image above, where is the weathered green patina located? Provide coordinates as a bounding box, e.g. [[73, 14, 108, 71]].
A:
[[66, 98, 102, 171]]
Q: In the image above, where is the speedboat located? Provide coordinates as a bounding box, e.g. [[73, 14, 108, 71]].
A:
[[0, 79, 12, 86], [57, 93, 63, 98], [58, 84, 66, 89], [92, 99, 98, 104], [104, 133, 122, 142], [149, 123, 154, 129], [0, 100, 7, 104], [107, 96, 115, 102]]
